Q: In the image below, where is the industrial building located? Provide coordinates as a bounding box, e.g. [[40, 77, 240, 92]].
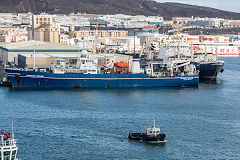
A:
[[0, 40, 88, 65]]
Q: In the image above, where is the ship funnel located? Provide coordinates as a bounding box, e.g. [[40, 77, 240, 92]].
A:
[[131, 59, 143, 74]]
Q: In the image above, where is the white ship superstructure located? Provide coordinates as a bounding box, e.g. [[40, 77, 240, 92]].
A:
[[0, 131, 18, 160]]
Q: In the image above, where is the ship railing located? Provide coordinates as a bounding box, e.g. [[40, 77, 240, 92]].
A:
[[0, 139, 17, 147]]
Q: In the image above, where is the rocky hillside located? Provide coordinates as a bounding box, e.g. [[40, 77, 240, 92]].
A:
[[1, 0, 240, 20]]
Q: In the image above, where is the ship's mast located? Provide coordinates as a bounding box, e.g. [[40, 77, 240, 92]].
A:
[[153, 119, 155, 128], [215, 46, 218, 61], [1, 131, 3, 144], [134, 30, 136, 54], [177, 24, 182, 60], [11, 120, 14, 140], [149, 45, 154, 77], [204, 45, 207, 56], [178, 35, 181, 60], [33, 44, 36, 70], [94, 22, 98, 54], [191, 41, 194, 60], [200, 31, 204, 56]]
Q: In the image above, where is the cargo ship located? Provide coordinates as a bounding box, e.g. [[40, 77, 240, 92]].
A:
[[194, 46, 224, 81], [162, 43, 224, 81], [5, 54, 199, 88], [197, 57, 224, 81]]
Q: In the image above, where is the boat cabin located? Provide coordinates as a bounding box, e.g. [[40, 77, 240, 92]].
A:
[[145, 119, 161, 137]]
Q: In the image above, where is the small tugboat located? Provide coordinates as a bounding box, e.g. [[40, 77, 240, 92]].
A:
[[0, 129, 18, 160], [128, 119, 166, 143]]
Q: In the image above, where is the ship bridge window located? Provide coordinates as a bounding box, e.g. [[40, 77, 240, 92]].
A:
[[149, 131, 152, 133], [3, 151, 11, 156], [12, 150, 16, 155]]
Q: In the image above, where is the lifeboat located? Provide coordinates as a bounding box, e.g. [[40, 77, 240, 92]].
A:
[[128, 119, 166, 143], [114, 61, 129, 74], [114, 61, 129, 68]]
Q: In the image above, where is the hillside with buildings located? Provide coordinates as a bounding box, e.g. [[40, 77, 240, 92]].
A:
[[1, 0, 240, 20]]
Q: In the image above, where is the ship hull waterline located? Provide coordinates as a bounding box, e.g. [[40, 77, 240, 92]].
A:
[[7, 74, 199, 89]]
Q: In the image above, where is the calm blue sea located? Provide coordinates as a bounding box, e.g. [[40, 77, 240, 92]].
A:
[[0, 57, 240, 160]]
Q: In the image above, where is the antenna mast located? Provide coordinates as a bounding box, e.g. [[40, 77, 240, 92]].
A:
[[177, 24, 181, 60], [12, 120, 14, 140], [191, 41, 193, 60]]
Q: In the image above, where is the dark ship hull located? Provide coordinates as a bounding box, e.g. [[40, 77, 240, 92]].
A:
[[128, 133, 166, 142], [199, 62, 224, 81]]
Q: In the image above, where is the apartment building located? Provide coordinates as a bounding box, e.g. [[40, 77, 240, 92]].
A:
[[72, 30, 128, 38], [30, 14, 60, 43]]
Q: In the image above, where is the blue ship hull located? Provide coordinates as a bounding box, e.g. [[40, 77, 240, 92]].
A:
[[6, 69, 199, 88], [199, 62, 224, 81]]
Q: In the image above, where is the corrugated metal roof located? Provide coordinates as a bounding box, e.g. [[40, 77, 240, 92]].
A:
[[19, 53, 129, 58]]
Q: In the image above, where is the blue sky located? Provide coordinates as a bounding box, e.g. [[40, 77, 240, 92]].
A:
[[156, 0, 240, 13]]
